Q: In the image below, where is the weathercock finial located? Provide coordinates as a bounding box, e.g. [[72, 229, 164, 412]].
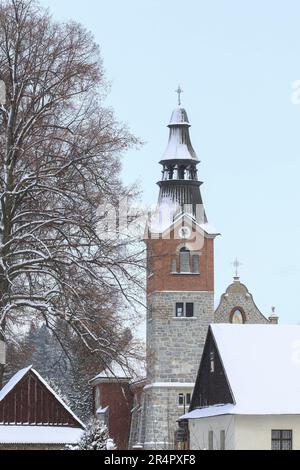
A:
[[175, 85, 183, 106]]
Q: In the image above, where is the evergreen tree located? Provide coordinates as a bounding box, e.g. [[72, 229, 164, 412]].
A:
[[66, 419, 116, 450]]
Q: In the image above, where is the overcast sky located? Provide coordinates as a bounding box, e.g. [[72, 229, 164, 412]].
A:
[[40, 0, 300, 324]]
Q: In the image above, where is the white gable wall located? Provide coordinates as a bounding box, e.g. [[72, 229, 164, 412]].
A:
[[188, 415, 235, 450]]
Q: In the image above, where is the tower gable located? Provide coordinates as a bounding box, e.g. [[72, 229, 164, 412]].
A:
[[214, 278, 270, 324], [147, 213, 218, 294]]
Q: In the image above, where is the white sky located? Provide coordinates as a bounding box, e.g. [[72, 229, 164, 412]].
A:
[[40, 0, 300, 324]]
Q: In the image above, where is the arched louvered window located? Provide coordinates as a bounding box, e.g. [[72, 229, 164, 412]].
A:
[[179, 247, 190, 273], [178, 165, 185, 180], [192, 254, 199, 273]]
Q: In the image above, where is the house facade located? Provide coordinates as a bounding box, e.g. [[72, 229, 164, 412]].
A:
[[181, 324, 300, 450]]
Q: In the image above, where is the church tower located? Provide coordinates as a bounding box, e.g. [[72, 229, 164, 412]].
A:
[[141, 91, 218, 449]]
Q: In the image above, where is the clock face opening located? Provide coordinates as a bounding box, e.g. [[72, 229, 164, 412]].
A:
[[178, 226, 191, 240]]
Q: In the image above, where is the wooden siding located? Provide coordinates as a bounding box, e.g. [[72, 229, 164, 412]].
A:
[[0, 370, 79, 427], [190, 327, 234, 409]]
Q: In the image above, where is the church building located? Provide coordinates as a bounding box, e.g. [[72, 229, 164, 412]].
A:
[[91, 92, 278, 450]]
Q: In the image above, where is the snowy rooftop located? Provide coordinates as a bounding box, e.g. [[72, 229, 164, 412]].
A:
[[0, 426, 83, 444], [0, 366, 31, 402], [91, 359, 146, 383], [168, 107, 190, 126], [181, 324, 300, 419]]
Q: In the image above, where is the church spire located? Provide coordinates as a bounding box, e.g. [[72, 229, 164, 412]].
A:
[[157, 90, 205, 221]]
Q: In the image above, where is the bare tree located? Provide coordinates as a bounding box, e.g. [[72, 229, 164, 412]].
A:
[[0, 0, 145, 386]]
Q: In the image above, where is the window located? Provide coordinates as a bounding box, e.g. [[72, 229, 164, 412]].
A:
[[210, 351, 215, 373], [208, 430, 214, 450], [171, 257, 177, 273], [175, 302, 194, 318], [220, 430, 225, 450], [192, 254, 199, 273], [271, 430, 292, 450], [186, 303, 194, 317], [168, 165, 174, 180], [230, 307, 245, 324], [178, 165, 185, 180], [178, 393, 184, 406], [178, 393, 191, 407], [176, 303, 184, 317], [179, 247, 190, 273]]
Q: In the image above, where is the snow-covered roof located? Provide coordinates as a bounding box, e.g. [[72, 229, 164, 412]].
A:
[[183, 324, 300, 419], [92, 361, 132, 381], [0, 366, 31, 402], [168, 107, 190, 126], [0, 426, 83, 444], [0, 366, 85, 429], [180, 404, 236, 420], [91, 359, 146, 384], [31, 368, 85, 429]]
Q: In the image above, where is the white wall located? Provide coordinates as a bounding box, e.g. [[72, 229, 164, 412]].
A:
[[189, 415, 235, 450], [235, 415, 300, 450], [189, 414, 300, 450]]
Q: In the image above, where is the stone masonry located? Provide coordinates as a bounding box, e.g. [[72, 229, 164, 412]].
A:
[[214, 278, 270, 324], [142, 290, 214, 449]]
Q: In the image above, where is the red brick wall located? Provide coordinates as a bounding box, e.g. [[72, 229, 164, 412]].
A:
[[147, 234, 214, 294], [96, 382, 133, 450]]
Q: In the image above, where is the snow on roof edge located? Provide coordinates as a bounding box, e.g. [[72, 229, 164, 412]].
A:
[[31, 368, 85, 429], [0, 365, 32, 402], [0, 425, 83, 444], [0, 366, 85, 429]]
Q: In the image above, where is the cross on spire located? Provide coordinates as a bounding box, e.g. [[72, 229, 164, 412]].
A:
[[175, 85, 183, 106], [232, 257, 242, 278]]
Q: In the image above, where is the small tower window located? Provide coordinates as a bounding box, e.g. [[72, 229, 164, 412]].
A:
[[179, 247, 190, 273], [168, 165, 174, 180], [171, 257, 177, 273], [175, 302, 194, 318], [176, 303, 184, 317], [178, 165, 185, 180], [178, 393, 191, 407], [178, 393, 184, 406], [186, 303, 194, 317], [192, 254, 199, 273]]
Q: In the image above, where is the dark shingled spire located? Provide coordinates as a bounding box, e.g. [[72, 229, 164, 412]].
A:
[[157, 96, 206, 222]]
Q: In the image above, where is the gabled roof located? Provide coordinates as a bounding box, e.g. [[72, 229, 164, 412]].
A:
[[0, 366, 31, 402], [92, 361, 132, 381], [181, 324, 300, 419], [147, 210, 219, 240], [90, 359, 146, 385], [0, 366, 85, 429]]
